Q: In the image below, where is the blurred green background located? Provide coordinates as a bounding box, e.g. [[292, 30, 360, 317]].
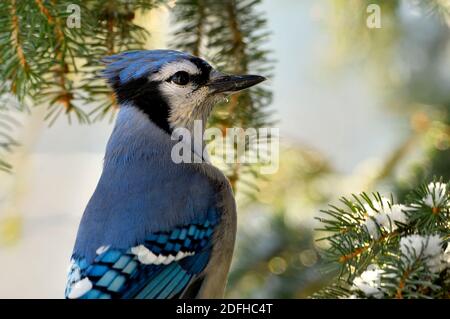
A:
[[0, 0, 449, 298]]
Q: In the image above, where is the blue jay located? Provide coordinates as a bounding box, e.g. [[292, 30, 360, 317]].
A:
[[65, 50, 265, 299]]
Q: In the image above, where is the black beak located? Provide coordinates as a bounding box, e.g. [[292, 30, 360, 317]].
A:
[[207, 74, 266, 94]]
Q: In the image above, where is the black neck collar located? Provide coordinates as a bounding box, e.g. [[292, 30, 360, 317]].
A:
[[112, 77, 172, 134]]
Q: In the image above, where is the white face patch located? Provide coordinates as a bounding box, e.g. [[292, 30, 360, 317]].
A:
[[159, 81, 215, 131], [149, 60, 200, 82], [131, 245, 195, 265], [146, 59, 218, 140], [148, 59, 214, 131]]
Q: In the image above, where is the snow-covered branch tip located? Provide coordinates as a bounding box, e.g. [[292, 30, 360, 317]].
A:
[[315, 179, 450, 299]]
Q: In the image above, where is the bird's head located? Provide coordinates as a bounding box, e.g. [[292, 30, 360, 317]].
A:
[[102, 50, 266, 134]]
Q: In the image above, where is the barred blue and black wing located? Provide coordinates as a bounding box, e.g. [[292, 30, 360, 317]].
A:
[[65, 209, 220, 299]]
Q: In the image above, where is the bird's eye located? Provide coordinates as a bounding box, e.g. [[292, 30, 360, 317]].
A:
[[170, 71, 190, 85]]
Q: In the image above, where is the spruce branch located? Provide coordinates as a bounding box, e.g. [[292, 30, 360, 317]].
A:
[[11, 1, 30, 73], [35, 0, 89, 124], [0, 0, 48, 99], [315, 179, 450, 298]]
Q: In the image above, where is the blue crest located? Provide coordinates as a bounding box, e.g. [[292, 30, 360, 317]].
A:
[[101, 50, 195, 85]]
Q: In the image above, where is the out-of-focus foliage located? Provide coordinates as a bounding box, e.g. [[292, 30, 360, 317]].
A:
[[327, 0, 450, 197], [0, 96, 22, 172], [226, 146, 336, 298]]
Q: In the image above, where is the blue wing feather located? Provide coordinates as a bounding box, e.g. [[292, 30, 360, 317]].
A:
[[66, 210, 219, 299]]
